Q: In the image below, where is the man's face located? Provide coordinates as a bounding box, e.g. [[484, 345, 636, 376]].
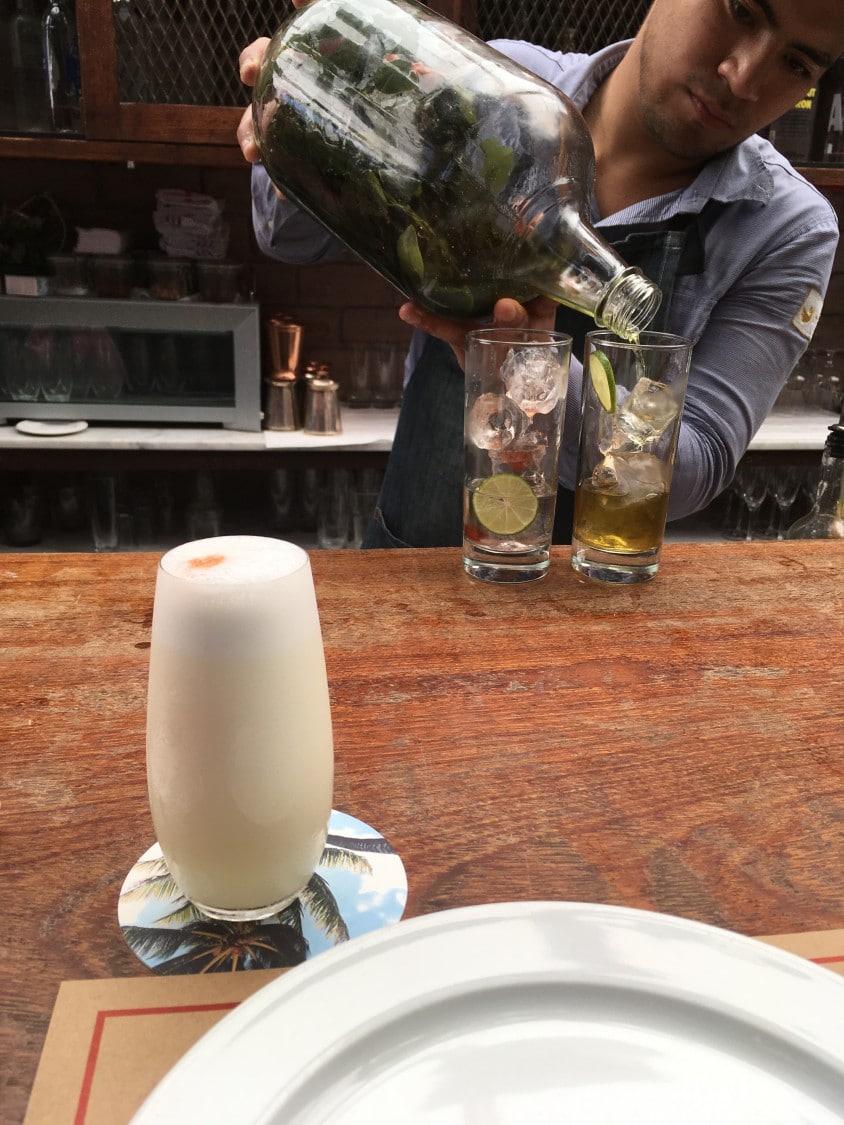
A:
[[637, 0, 844, 163]]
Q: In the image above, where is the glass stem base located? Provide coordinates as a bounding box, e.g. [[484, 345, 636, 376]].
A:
[[571, 537, 660, 584]]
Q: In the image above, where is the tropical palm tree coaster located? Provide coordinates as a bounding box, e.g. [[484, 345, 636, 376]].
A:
[[117, 810, 407, 974]]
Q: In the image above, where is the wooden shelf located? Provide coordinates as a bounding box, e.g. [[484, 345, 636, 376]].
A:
[[0, 132, 842, 183], [0, 133, 244, 168]]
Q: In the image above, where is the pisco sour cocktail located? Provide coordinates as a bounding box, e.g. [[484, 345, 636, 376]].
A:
[[146, 536, 334, 920]]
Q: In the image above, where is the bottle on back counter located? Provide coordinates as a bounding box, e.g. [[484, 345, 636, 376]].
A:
[[812, 58, 844, 163], [252, 0, 661, 339], [42, 0, 83, 134], [8, 0, 51, 133], [785, 424, 844, 540]]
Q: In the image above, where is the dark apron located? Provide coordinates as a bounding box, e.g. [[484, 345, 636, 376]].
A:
[[362, 203, 722, 549]]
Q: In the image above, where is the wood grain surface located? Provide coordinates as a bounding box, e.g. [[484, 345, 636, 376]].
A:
[[1, 542, 842, 1121]]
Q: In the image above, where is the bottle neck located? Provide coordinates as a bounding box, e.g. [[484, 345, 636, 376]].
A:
[[517, 188, 662, 341], [812, 448, 844, 520]]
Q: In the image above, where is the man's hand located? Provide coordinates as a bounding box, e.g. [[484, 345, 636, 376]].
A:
[[237, 37, 271, 164], [398, 295, 559, 370]]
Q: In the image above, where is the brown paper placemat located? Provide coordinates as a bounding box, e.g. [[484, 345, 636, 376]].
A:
[[24, 929, 844, 1125]]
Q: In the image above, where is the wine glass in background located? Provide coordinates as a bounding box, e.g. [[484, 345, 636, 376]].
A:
[[734, 465, 768, 541], [722, 476, 748, 540], [72, 329, 126, 400], [24, 328, 74, 403], [5, 330, 41, 402], [770, 467, 802, 540]]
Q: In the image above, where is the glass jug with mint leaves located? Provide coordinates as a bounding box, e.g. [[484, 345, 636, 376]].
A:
[[253, 0, 661, 338]]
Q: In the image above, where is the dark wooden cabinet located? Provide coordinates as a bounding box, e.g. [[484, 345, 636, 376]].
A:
[[1, 0, 842, 182], [0, 0, 274, 164]]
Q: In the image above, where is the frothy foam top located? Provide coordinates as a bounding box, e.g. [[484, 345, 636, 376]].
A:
[[160, 536, 308, 584]]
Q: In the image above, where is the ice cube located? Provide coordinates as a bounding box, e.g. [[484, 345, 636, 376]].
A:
[[467, 392, 523, 450], [610, 451, 670, 502], [616, 378, 679, 447], [589, 455, 627, 496], [501, 347, 561, 418], [490, 433, 545, 487]]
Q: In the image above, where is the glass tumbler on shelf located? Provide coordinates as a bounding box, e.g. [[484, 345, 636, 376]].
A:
[[145, 536, 335, 920], [92, 255, 136, 299], [571, 331, 693, 584], [48, 252, 91, 296], [463, 327, 571, 583]]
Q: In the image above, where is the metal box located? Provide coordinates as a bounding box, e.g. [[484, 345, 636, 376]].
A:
[[0, 296, 262, 431]]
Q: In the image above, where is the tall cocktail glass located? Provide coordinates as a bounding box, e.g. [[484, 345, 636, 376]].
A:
[[145, 535, 334, 920], [463, 327, 571, 583], [571, 331, 693, 584]]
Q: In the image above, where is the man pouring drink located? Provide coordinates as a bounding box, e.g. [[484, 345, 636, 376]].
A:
[[237, 0, 842, 554]]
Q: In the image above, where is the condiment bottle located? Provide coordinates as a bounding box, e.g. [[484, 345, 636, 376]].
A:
[[785, 424, 844, 539], [253, 0, 661, 338]]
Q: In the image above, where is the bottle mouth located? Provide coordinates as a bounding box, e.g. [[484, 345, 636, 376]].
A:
[[596, 268, 662, 341]]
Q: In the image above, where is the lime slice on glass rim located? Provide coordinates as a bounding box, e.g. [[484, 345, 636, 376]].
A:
[[589, 349, 617, 412], [472, 473, 539, 536]]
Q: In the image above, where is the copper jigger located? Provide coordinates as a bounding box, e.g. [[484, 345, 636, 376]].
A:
[[265, 316, 303, 378], [263, 317, 304, 431]]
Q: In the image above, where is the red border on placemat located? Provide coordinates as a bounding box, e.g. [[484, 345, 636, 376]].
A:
[[71, 954, 844, 1122], [75, 1003, 239, 1125]]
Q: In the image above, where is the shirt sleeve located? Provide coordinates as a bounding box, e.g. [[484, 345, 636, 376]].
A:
[[559, 203, 839, 519], [251, 164, 346, 265], [665, 202, 838, 519]]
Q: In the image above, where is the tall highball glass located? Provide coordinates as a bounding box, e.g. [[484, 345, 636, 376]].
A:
[[571, 331, 693, 584], [145, 536, 334, 920], [463, 327, 571, 583]]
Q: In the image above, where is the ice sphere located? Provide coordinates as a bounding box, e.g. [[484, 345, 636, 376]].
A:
[[616, 378, 679, 447], [467, 392, 523, 450], [501, 346, 561, 418]]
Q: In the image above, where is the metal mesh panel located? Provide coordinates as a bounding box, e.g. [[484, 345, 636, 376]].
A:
[[475, 0, 650, 55], [114, 0, 296, 105], [112, 0, 647, 107]]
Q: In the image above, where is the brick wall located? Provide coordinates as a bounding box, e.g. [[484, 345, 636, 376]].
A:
[[1, 158, 842, 384]]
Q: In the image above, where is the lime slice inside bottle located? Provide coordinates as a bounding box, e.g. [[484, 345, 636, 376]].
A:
[[589, 349, 617, 412], [472, 473, 539, 535]]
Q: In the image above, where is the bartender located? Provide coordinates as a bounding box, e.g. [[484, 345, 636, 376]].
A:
[[237, 0, 843, 547]]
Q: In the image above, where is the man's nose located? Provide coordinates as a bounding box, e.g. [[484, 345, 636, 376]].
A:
[[717, 39, 771, 101]]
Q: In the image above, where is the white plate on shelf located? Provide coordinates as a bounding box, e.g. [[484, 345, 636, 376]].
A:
[[131, 901, 844, 1124], [15, 419, 88, 436]]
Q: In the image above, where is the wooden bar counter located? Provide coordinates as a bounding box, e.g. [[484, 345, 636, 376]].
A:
[[1, 541, 842, 1120]]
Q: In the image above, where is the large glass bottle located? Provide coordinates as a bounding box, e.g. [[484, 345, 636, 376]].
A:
[[785, 424, 844, 539], [252, 0, 661, 337]]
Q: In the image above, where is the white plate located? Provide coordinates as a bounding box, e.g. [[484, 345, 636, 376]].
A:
[[132, 901, 844, 1124], [15, 419, 88, 436]]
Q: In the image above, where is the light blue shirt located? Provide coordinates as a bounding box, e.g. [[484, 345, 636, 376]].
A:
[[252, 40, 839, 517]]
